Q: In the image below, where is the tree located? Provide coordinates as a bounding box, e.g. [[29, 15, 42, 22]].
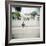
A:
[[31, 11, 37, 19], [11, 12, 21, 20]]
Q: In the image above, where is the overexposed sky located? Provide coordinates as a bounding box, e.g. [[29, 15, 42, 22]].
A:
[[21, 7, 40, 14], [12, 6, 40, 14]]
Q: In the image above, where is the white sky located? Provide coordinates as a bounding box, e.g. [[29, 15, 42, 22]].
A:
[[21, 7, 39, 14], [12, 7, 40, 14]]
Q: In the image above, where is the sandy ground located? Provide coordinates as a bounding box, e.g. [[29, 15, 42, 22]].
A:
[[11, 19, 40, 39]]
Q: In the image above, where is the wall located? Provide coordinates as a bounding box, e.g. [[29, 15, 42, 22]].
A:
[[45, 4, 46, 42]]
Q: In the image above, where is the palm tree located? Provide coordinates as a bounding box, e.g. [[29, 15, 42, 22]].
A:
[[11, 12, 21, 20]]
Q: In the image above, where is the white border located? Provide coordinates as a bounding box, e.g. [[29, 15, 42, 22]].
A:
[[8, 3, 43, 43]]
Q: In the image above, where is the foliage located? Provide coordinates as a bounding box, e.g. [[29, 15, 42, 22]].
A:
[[11, 12, 21, 20]]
